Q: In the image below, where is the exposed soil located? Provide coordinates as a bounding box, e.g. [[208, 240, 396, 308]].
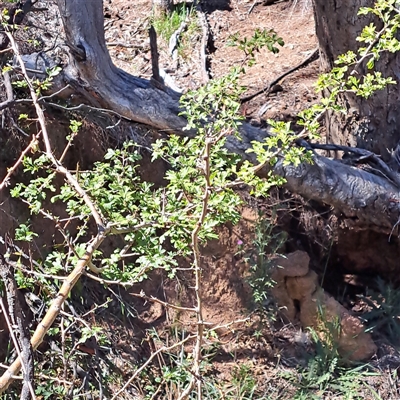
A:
[[0, 0, 399, 399]]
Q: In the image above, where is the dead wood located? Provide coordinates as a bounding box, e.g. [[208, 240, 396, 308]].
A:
[[0, 253, 34, 398], [240, 47, 320, 104]]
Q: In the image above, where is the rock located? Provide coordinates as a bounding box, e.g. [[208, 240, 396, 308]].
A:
[[271, 282, 297, 320], [286, 270, 318, 301], [269, 250, 376, 361], [270, 250, 311, 320], [340, 314, 376, 360], [271, 250, 310, 279], [299, 291, 376, 360]]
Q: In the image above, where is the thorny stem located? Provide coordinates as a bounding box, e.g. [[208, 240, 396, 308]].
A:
[[178, 136, 213, 400]]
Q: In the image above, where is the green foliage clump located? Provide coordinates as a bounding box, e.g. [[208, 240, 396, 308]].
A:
[[152, 4, 193, 41], [228, 28, 284, 66], [151, 2, 198, 59], [245, 211, 286, 317]]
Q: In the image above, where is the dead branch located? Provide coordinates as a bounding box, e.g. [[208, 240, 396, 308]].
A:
[[169, 19, 187, 63], [0, 254, 35, 399], [241, 47, 319, 104], [149, 25, 162, 86], [131, 291, 196, 313], [307, 142, 400, 188], [110, 335, 196, 400], [196, 2, 211, 84], [0, 134, 40, 191]]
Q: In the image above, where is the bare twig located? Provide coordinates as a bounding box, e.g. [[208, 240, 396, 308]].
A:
[[196, 2, 210, 83], [241, 47, 319, 104], [110, 335, 195, 400], [46, 101, 133, 122], [0, 134, 40, 191], [131, 291, 196, 313], [0, 254, 35, 400], [106, 42, 145, 49]]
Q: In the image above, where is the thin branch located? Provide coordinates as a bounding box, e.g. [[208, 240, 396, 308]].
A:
[[83, 271, 135, 287], [131, 291, 196, 313], [177, 136, 213, 400], [5, 30, 105, 229], [110, 335, 196, 400], [0, 134, 40, 191], [241, 47, 319, 104], [350, 24, 388, 76], [0, 254, 36, 399], [45, 101, 133, 122], [38, 84, 72, 101]]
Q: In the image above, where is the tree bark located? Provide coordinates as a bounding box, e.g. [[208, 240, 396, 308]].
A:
[[152, 0, 173, 17], [56, 0, 186, 131], [274, 155, 400, 233], [313, 0, 400, 162]]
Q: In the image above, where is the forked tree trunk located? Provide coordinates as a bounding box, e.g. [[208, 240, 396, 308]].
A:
[[313, 0, 400, 161]]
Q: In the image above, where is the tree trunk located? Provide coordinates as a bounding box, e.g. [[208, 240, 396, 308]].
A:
[[56, 0, 185, 131], [152, 0, 173, 17], [313, 0, 400, 161]]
